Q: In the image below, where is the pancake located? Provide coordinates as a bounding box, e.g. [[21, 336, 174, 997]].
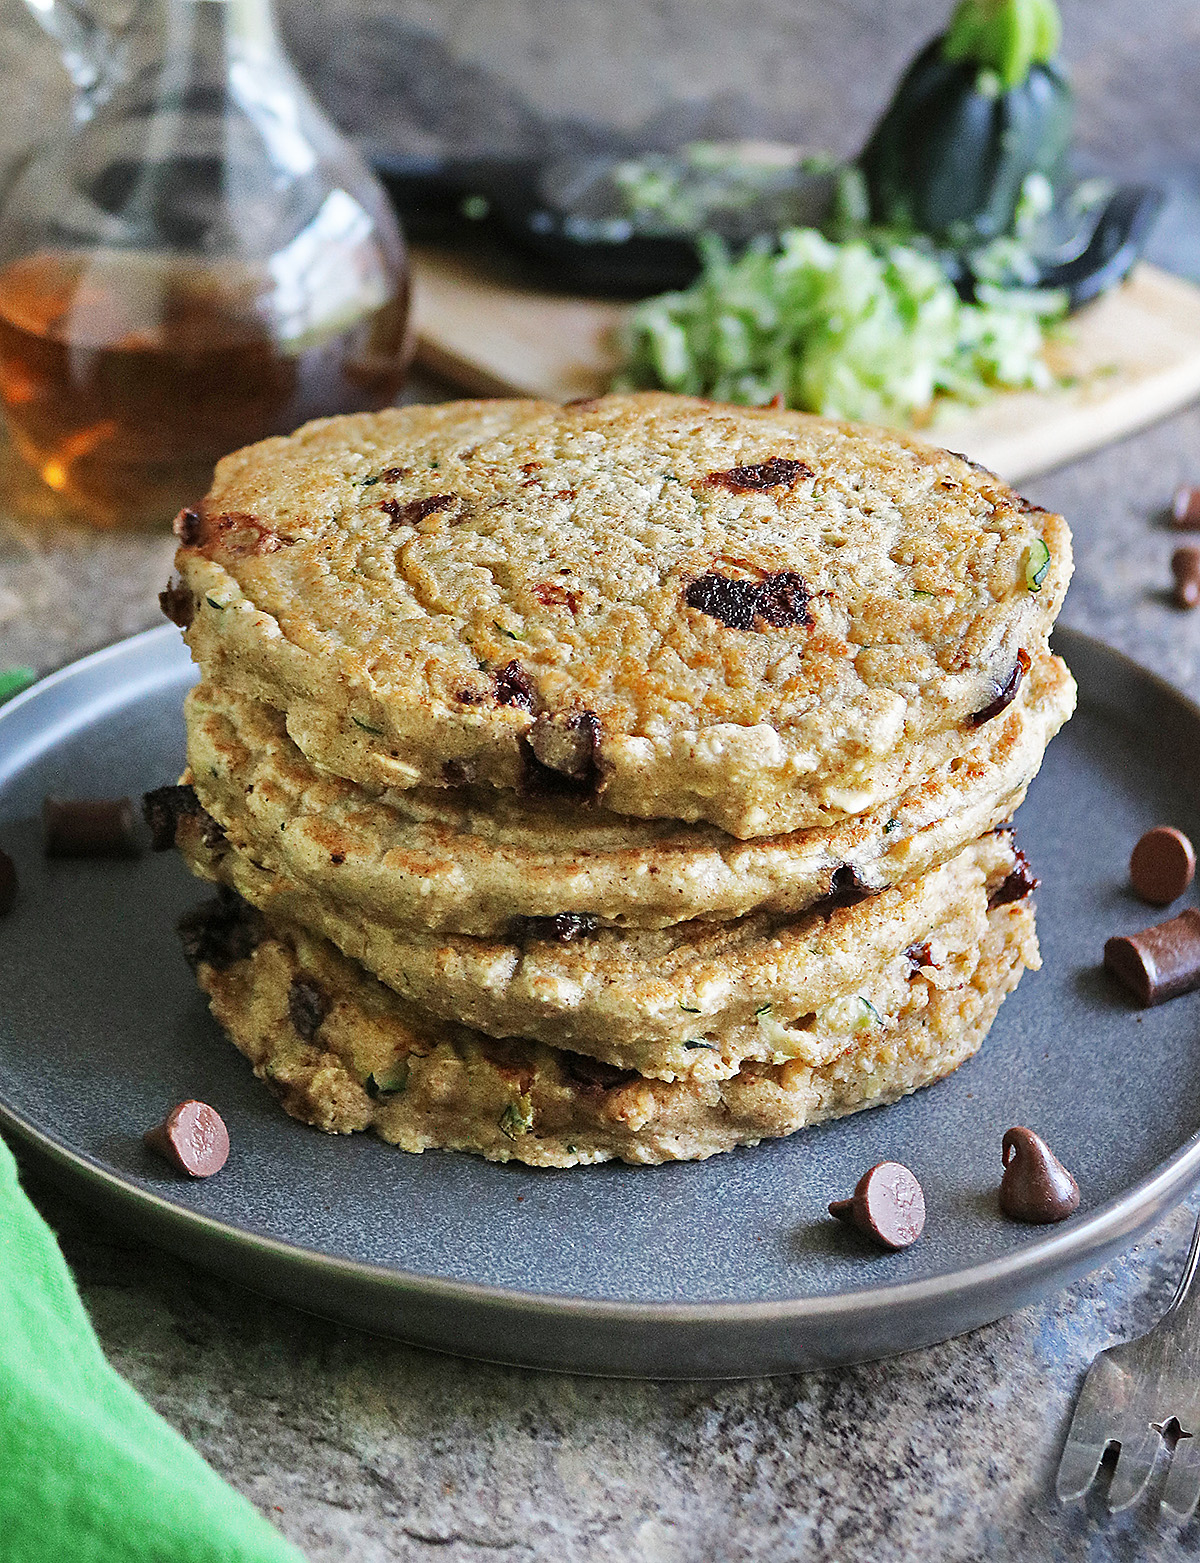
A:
[[168, 391, 1072, 839], [175, 813, 1035, 1084], [183, 651, 1071, 935], [184, 890, 1037, 1167]]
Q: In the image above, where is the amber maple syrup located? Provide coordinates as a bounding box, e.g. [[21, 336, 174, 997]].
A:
[[0, 249, 411, 527]]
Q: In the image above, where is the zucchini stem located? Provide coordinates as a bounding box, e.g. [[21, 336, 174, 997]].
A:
[[942, 0, 1062, 90]]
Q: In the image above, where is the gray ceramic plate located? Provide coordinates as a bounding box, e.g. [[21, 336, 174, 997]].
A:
[[1, 624, 1199, 1378]]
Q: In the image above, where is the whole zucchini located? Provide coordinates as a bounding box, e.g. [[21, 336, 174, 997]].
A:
[[859, 0, 1072, 246]]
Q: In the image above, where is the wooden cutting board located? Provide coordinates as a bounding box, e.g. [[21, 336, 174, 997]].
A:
[[410, 246, 1200, 483]]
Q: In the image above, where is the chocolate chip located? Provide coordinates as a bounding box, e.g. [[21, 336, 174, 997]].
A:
[[1104, 907, 1200, 1005], [684, 573, 760, 630], [0, 849, 16, 915], [206, 512, 288, 556], [159, 579, 194, 628], [44, 797, 139, 858], [988, 845, 1039, 908], [178, 892, 265, 971], [494, 660, 536, 711], [1172, 486, 1200, 529], [521, 710, 603, 798], [379, 466, 411, 482], [512, 912, 599, 944], [142, 784, 203, 851], [829, 1162, 926, 1250], [531, 581, 582, 612], [998, 1126, 1079, 1223], [1172, 547, 1200, 609], [287, 975, 329, 1041], [684, 571, 812, 632], [1130, 826, 1196, 906], [562, 1053, 638, 1093], [381, 494, 457, 526], [828, 864, 873, 907], [705, 457, 812, 492], [968, 648, 1031, 727], [144, 1100, 229, 1178], [905, 941, 933, 970], [754, 571, 812, 628], [172, 507, 202, 544]]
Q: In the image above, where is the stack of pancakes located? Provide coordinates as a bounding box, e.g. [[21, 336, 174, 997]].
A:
[[157, 392, 1075, 1166]]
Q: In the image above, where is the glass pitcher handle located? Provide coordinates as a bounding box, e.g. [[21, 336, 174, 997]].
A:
[[20, 0, 146, 118]]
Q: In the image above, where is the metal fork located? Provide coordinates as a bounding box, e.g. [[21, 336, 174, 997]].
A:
[[1057, 1211, 1200, 1516]]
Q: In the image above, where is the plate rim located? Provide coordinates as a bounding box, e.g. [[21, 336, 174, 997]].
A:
[[2, 623, 1199, 1352]]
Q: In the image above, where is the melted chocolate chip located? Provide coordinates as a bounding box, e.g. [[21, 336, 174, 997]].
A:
[[381, 494, 457, 526], [494, 660, 537, 711], [142, 784, 203, 851], [206, 512, 289, 556], [988, 845, 1039, 908], [828, 864, 873, 907], [562, 1053, 639, 1093], [705, 457, 812, 492], [144, 1100, 229, 1179], [172, 507, 202, 544], [998, 1126, 1079, 1223], [684, 571, 812, 632], [969, 648, 1031, 727], [829, 1162, 926, 1250], [521, 710, 603, 799], [532, 581, 582, 612], [201, 811, 227, 851], [755, 571, 812, 628], [512, 912, 599, 944], [178, 892, 265, 972], [684, 574, 761, 630], [159, 579, 194, 629], [287, 975, 329, 1042]]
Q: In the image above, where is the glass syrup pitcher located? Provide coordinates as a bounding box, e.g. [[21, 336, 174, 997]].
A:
[[0, 0, 412, 526]]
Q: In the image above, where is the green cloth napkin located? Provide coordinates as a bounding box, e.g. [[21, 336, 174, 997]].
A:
[[0, 1134, 306, 1563]]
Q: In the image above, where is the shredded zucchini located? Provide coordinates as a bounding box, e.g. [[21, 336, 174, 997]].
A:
[[614, 227, 1065, 426]]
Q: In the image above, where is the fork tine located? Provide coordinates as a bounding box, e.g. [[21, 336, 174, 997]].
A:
[[1056, 1435, 1112, 1504], [1162, 1436, 1200, 1521], [1057, 1353, 1124, 1503], [1107, 1425, 1163, 1512]]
